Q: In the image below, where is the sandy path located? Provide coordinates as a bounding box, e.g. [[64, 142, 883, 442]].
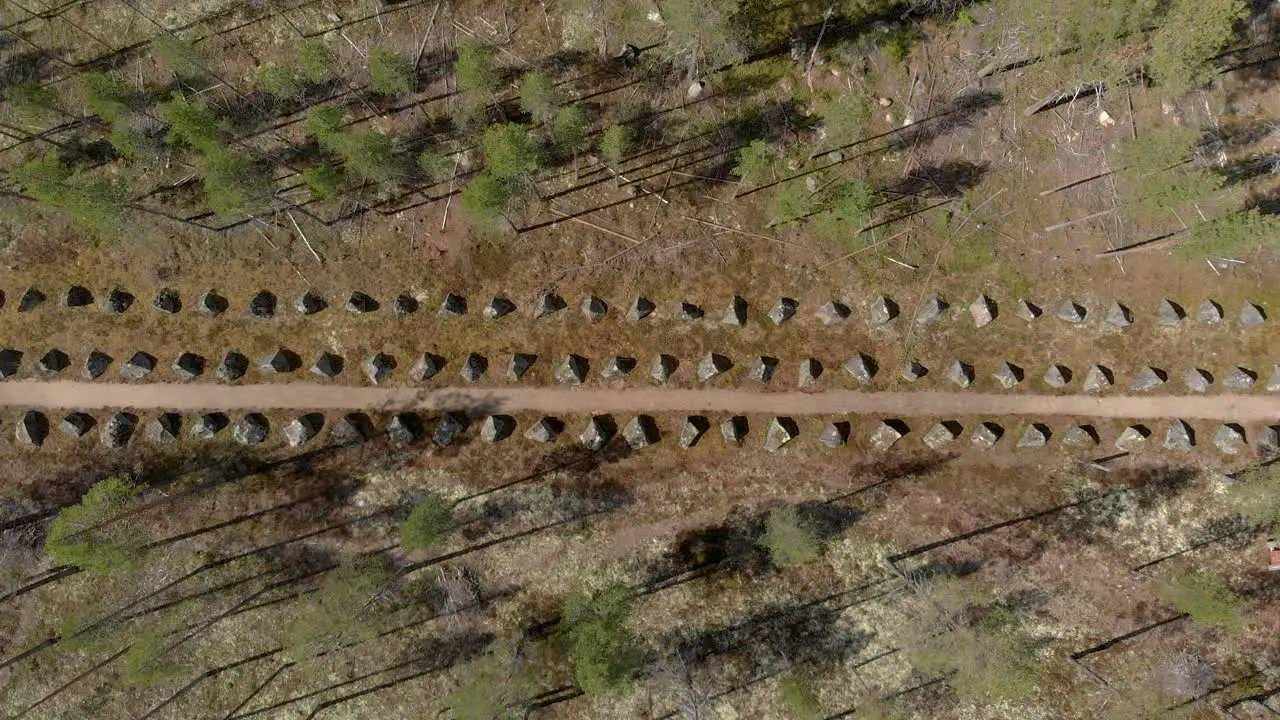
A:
[[0, 381, 1277, 421]]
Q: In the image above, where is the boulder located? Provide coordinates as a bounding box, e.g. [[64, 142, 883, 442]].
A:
[[1257, 425, 1279, 456], [915, 296, 949, 325], [969, 295, 996, 327], [1269, 365, 1280, 392], [104, 288, 134, 314], [815, 301, 850, 325], [1063, 425, 1098, 447], [199, 291, 228, 316], [173, 352, 205, 380], [1155, 299, 1184, 326], [870, 419, 907, 451], [764, 417, 798, 452], [312, 352, 344, 378], [524, 417, 563, 443], [481, 415, 516, 443], [673, 301, 704, 321], [507, 353, 536, 381], [153, 288, 181, 314], [460, 353, 487, 382], [147, 413, 181, 444], [364, 353, 396, 384], [1115, 425, 1150, 451], [439, 293, 467, 317], [623, 415, 659, 449], [1056, 300, 1086, 323], [868, 295, 898, 325], [120, 351, 156, 379], [1197, 299, 1223, 324], [330, 413, 374, 445], [679, 416, 709, 448], [83, 350, 110, 379], [721, 296, 748, 326], [393, 294, 419, 318], [697, 353, 732, 382], [747, 356, 778, 384], [64, 285, 93, 307], [293, 290, 327, 314], [900, 361, 928, 383], [842, 354, 876, 386], [1128, 367, 1166, 392], [1239, 302, 1266, 326], [554, 355, 588, 385], [59, 412, 94, 437], [923, 421, 961, 450], [260, 348, 301, 373], [217, 351, 249, 381], [411, 354, 444, 381], [233, 414, 270, 446], [284, 413, 325, 447], [1082, 365, 1113, 393], [1164, 420, 1195, 452], [533, 292, 566, 319], [819, 422, 849, 448], [16, 411, 47, 447], [1184, 368, 1212, 393], [434, 413, 467, 446], [993, 362, 1023, 389], [580, 415, 616, 450], [628, 296, 655, 321], [971, 422, 1003, 450], [191, 412, 228, 439], [1015, 298, 1042, 321], [17, 287, 45, 312], [248, 290, 276, 319], [1214, 424, 1246, 454], [582, 296, 608, 320], [1017, 423, 1050, 448], [650, 354, 678, 383], [346, 291, 380, 313], [798, 358, 822, 388], [721, 416, 747, 445], [601, 355, 636, 379], [1105, 302, 1133, 328], [1043, 364, 1071, 388], [944, 360, 973, 388], [1223, 367, 1256, 390], [38, 349, 69, 374], [769, 297, 799, 325], [101, 412, 138, 448], [386, 414, 420, 445]]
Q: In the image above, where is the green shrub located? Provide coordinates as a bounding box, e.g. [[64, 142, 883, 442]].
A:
[[305, 105, 343, 143], [760, 506, 821, 567], [297, 39, 336, 84], [1157, 572, 1245, 631], [331, 129, 400, 184], [303, 162, 345, 200], [449, 637, 537, 720], [257, 63, 302, 100], [1177, 208, 1280, 260], [456, 42, 498, 94], [158, 96, 226, 153], [1223, 462, 1280, 526], [417, 147, 455, 183], [552, 105, 590, 151], [734, 139, 777, 182], [1149, 0, 1247, 94], [75, 72, 131, 122], [519, 71, 557, 125], [481, 123, 541, 179], [198, 148, 270, 214], [400, 496, 454, 551], [768, 180, 815, 225], [11, 152, 128, 237], [120, 629, 179, 688], [599, 124, 632, 165], [44, 476, 147, 573], [152, 34, 209, 80], [778, 670, 822, 720], [560, 583, 642, 694], [283, 557, 395, 659], [4, 80, 62, 126], [816, 94, 870, 148], [368, 47, 414, 96], [460, 172, 512, 228]]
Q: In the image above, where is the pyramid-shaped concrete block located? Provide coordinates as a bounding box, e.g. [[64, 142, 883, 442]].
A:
[[1017, 423, 1050, 448], [38, 349, 69, 374], [217, 352, 249, 382], [971, 422, 1003, 450], [481, 415, 515, 443], [198, 291, 227, 316], [1259, 425, 1280, 456], [628, 296, 655, 321], [248, 290, 276, 319], [295, 291, 327, 315], [386, 414, 420, 445], [1196, 299, 1223, 324], [815, 301, 850, 325], [1115, 425, 1150, 451], [153, 288, 181, 314], [1016, 299, 1042, 321], [1223, 367, 1256, 390], [721, 416, 747, 445], [1240, 302, 1266, 326], [260, 349, 300, 374], [411, 353, 444, 381], [580, 415, 615, 450], [1082, 365, 1113, 393], [84, 350, 110, 379], [101, 412, 138, 448], [764, 417, 798, 452], [601, 355, 636, 379], [993, 362, 1023, 389], [679, 416, 709, 448], [104, 288, 134, 314], [439, 293, 467, 317], [59, 412, 95, 437], [798, 358, 822, 388], [868, 295, 898, 325], [923, 421, 962, 450], [697, 353, 732, 382], [191, 413, 228, 439], [460, 353, 487, 382], [768, 297, 798, 325], [1056, 300, 1086, 323], [434, 413, 467, 447], [147, 413, 181, 444], [819, 422, 849, 448], [507, 353, 535, 381], [673, 301, 704, 320], [581, 295, 608, 320], [747, 356, 778, 384], [1164, 420, 1194, 452], [900, 361, 928, 383], [0, 349, 20, 378], [312, 352, 344, 379], [284, 413, 325, 447], [842, 354, 877, 386], [346, 291, 380, 314], [173, 352, 205, 380], [969, 295, 996, 327], [650, 354, 677, 383], [870, 419, 908, 451], [120, 351, 156, 379], [1214, 424, 1246, 454], [364, 353, 396, 384], [533, 292, 566, 319], [1063, 425, 1098, 447], [623, 415, 659, 449], [64, 285, 93, 307], [233, 414, 270, 445], [1105, 302, 1132, 328], [944, 360, 973, 388], [17, 287, 44, 312], [1184, 368, 1212, 393], [1129, 367, 1167, 392], [524, 417, 563, 443], [555, 355, 588, 385], [915, 296, 949, 325], [722, 296, 748, 326], [1155, 299, 1184, 326], [1043, 365, 1071, 388], [393, 294, 418, 318], [483, 296, 514, 319], [16, 411, 48, 447], [330, 413, 374, 446]]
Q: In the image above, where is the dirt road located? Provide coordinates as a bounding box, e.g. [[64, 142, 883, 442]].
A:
[[0, 381, 1276, 421]]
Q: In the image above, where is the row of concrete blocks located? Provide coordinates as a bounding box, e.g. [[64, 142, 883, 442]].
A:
[[4, 346, 1277, 393], [10, 410, 1278, 457], [6, 287, 1268, 328]]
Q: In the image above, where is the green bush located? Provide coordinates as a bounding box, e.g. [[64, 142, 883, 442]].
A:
[[75, 72, 131, 122], [305, 105, 343, 143], [816, 94, 870, 148], [4, 80, 62, 126], [519, 71, 557, 125], [303, 162, 345, 200], [331, 130, 400, 184], [119, 629, 179, 688], [1113, 126, 1221, 214], [1157, 572, 1245, 631], [158, 96, 226, 153], [560, 583, 642, 694], [417, 147, 455, 183], [460, 172, 512, 228], [257, 63, 302, 100], [778, 670, 822, 720], [760, 506, 821, 567], [1149, 0, 1247, 94], [107, 126, 153, 161], [368, 47, 414, 96], [152, 34, 209, 80], [599, 124, 632, 165], [481, 123, 541, 179], [768, 180, 815, 225], [44, 476, 147, 574], [198, 148, 270, 214], [449, 637, 537, 720], [400, 496, 454, 551], [456, 42, 498, 94], [11, 152, 128, 237], [734, 139, 777, 182], [552, 105, 590, 151], [283, 557, 394, 659], [1223, 462, 1280, 526], [1177, 208, 1280, 260], [298, 39, 337, 84]]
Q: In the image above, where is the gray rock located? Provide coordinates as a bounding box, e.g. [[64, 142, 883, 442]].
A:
[[580, 416, 615, 450], [84, 350, 111, 379], [650, 354, 677, 383], [944, 360, 973, 388], [173, 352, 205, 380], [915, 296, 949, 325], [346, 291, 379, 314], [17, 287, 44, 312], [868, 295, 898, 325], [971, 422, 1002, 450], [1017, 423, 1050, 448], [870, 419, 907, 451], [533, 292, 566, 319], [673, 301, 704, 321], [582, 296, 608, 320], [1082, 365, 1113, 393], [1155, 299, 1184, 326], [798, 358, 822, 388], [993, 362, 1023, 389], [101, 412, 138, 448], [1115, 425, 1150, 451], [481, 415, 515, 443], [1016, 299, 1042, 322], [555, 355, 588, 385], [147, 413, 181, 444], [38, 349, 69, 374], [1128, 367, 1166, 392], [679, 416, 709, 448], [410, 354, 444, 381], [483, 296, 515, 320], [900, 361, 927, 383], [1269, 365, 1280, 392], [16, 411, 47, 446], [364, 353, 396, 384], [747, 356, 778, 384], [217, 352, 248, 382], [460, 353, 487, 382], [296, 291, 327, 315], [1056, 300, 1086, 323], [434, 413, 467, 447], [623, 415, 659, 449], [764, 417, 798, 452], [1184, 368, 1212, 393], [1105, 302, 1133, 328], [104, 289, 133, 314], [722, 296, 748, 326], [312, 352, 344, 379], [260, 349, 300, 374], [601, 356, 636, 379], [284, 413, 325, 447], [1223, 367, 1256, 390], [1197, 300, 1223, 324], [819, 422, 849, 448], [248, 290, 276, 319], [386, 414, 420, 445], [815, 301, 850, 325], [1063, 425, 1098, 447], [59, 413, 94, 437], [524, 417, 562, 443], [1240, 302, 1266, 326], [0, 349, 20, 379], [923, 421, 961, 450], [721, 416, 747, 445], [1256, 425, 1279, 456], [769, 298, 798, 325], [153, 288, 181, 314], [1214, 424, 1246, 454], [628, 296, 655, 321], [199, 291, 227, 316], [330, 413, 373, 445], [64, 285, 93, 307], [507, 353, 536, 381], [393, 294, 418, 318], [120, 351, 156, 379], [190, 413, 228, 439], [696, 353, 732, 382], [842, 354, 876, 386], [1164, 420, 1195, 451], [439, 293, 467, 317], [1043, 365, 1071, 388], [969, 295, 996, 327]]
